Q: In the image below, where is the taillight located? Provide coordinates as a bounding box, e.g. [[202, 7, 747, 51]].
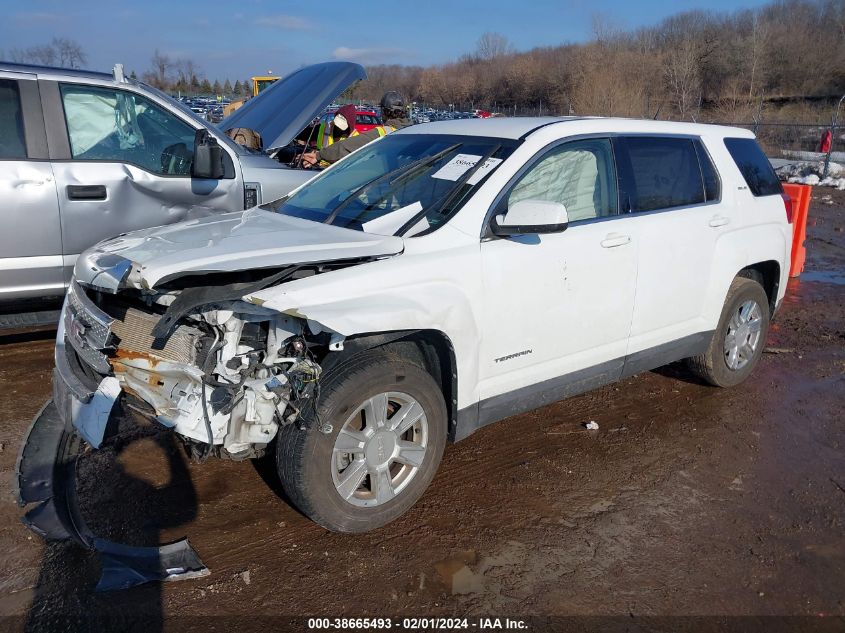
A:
[[781, 193, 794, 224]]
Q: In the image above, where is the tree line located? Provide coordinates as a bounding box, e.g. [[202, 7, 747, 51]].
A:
[[142, 50, 255, 97], [355, 0, 845, 123]]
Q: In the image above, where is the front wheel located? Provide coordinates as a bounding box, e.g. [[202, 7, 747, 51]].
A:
[[276, 351, 447, 533], [687, 276, 770, 387]]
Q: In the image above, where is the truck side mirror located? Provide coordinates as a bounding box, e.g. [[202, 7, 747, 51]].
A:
[[191, 129, 225, 179]]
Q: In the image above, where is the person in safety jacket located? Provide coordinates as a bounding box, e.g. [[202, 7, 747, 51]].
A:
[[301, 91, 412, 168], [316, 104, 358, 150]]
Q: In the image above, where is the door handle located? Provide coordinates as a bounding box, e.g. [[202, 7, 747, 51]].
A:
[[708, 215, 730, 227], [600, 233, 631, 248], [67, 185, 107, 201]]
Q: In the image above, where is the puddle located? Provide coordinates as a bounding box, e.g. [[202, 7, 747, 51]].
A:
[[433, 550, 484, 595], [799, 270, 845, 285]]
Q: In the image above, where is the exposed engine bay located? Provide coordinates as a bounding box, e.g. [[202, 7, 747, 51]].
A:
[[112, 300, 320, 459], [75, 265, 348, 460]]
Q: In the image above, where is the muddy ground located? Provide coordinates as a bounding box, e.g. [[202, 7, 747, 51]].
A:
[[0, 191, 843, 632]]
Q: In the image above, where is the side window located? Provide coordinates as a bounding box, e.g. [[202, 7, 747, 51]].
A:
[[0, 79, 27, 159], [506, 138, 617, 222], [694, 139, 721, 202], [724, 137, 782, 197], [60, 84, 196, 175], [623, 137, 705, 212]]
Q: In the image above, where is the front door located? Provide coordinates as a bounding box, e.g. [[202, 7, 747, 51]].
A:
[[478, 138, 637, 409], [47, 81, 241, 282]]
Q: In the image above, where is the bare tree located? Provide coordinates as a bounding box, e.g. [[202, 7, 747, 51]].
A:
[[52, 38, 87, 68], [475, 32, 513, 61], [745, 13, 768, 98], [174, 58, 201, 86], [664, 36, 701, 119], [9, 44, 56, 65], [148, 49, 172, 89], [8, 38, 86, 68]]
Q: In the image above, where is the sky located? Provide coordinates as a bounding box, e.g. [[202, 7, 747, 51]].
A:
[[0, 0, 774, 81]]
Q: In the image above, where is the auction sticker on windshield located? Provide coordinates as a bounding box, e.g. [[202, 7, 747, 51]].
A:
[[431, 154, 502, 183]]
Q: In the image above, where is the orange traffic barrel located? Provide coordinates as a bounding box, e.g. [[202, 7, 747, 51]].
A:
[[782, 183, 811, 277]]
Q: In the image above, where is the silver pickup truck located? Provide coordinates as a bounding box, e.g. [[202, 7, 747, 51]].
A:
[[0, 60, 365, 310]]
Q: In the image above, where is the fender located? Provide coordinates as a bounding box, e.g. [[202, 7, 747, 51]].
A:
[[245, 239, 484, 410], [702, 221, 790, 328]]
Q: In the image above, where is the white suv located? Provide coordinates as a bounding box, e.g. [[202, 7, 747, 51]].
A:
[[21, 117, 793, 537]]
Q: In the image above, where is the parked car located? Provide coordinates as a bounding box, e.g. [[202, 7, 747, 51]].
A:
[[0, 60, 365, 308], [351, 109, 382, 133], [19, 117, 792, 543]]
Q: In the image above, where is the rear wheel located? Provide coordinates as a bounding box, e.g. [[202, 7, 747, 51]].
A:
[[276, 351, 447, 533], [687, 276, 770, 387]]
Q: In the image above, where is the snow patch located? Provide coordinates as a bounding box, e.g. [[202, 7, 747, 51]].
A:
[[775, 160, 845, 190]]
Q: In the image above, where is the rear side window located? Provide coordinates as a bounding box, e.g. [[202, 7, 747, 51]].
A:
[[694, 140, 721, 202], [0, 79, 27, 159], [724, 137, 782, 196], [622, 137, 704, 212]]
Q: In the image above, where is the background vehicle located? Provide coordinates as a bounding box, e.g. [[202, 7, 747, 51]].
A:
[[351, 109, 382, 133], [251, 75, 279, 96], [24, 117, 791, 539], [0, 60, 365, 311]]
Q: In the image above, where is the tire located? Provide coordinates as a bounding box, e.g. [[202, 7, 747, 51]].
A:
[[687, 276, 770, 387], [276, 350, 447, 533]]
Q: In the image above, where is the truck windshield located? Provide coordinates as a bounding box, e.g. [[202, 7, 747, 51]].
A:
[[270, 134, 518, 235]]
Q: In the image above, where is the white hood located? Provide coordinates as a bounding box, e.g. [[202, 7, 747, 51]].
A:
[[75, 208, 404, 290]]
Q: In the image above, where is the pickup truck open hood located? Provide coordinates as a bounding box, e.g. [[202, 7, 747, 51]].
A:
[[75, 209, 404, 290], [220, 61, 367, 150]]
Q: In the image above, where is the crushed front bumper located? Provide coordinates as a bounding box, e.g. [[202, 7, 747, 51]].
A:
[[15, 289, 209, 591]]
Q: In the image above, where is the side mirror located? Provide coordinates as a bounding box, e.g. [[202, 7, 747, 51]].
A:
[[491, 199, 569, 236], [191, 129, 225, 179]]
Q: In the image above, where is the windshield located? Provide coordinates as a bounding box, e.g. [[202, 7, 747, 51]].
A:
[[269, 134, 518, 235]]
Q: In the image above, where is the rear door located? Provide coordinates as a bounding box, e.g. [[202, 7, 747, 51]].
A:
[[42, 80, 242, 282], [0, 70, 64, 303], [614, 136, 724, 372]]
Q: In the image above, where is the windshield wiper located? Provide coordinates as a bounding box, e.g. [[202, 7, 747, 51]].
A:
[[395, 144, 502, 237], [322, 143, 461, 226]]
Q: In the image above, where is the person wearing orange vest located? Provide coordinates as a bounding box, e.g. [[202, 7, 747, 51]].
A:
[[302, 91, 411, 168]]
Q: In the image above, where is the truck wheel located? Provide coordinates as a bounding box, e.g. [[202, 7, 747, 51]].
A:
[[687, 276, 770, 387], [276, 351, 447, 533]]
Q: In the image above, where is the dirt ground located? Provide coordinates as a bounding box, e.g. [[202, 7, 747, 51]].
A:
[[0, 191, 843, 632]]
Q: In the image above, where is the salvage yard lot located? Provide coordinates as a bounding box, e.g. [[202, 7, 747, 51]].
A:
[[0, 192, 843, 628]]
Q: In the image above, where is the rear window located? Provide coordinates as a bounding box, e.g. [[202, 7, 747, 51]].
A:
[[623, 137, 705, 212], [0, 79, 26, 159], [724, 137, 782, 197]]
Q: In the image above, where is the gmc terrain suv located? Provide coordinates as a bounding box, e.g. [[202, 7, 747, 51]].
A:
[[19, 117, 792, 543]]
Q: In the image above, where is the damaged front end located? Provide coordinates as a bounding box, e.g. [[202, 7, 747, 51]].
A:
[[15, 257, 357, 589], [64, 265, 330, 459]]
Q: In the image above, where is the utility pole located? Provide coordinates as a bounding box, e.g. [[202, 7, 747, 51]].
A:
[[823, 94, 844, 180]]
